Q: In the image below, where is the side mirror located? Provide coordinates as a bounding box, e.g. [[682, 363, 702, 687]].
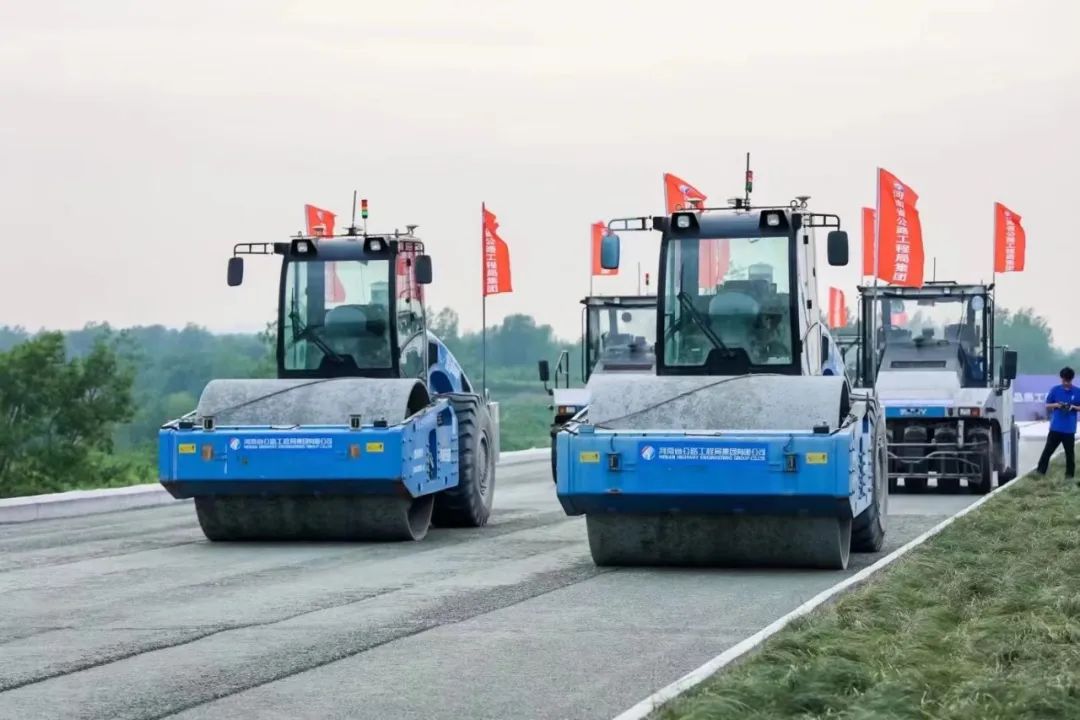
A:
[[600, 232, 621, 270], [227, 257, 244, 287], [821, 335, 831, 367], [538, 359, 551, 383], [826, 230, 849, 267], [1001, 350, 1018, 382], [415, 254, 433, 285]]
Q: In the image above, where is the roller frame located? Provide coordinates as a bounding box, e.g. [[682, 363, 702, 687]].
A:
[[158, 397, 459, 500], [556, 413, 876, 522]]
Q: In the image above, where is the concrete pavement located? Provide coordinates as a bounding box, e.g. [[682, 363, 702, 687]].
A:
[[0, 438, 1046, 720]]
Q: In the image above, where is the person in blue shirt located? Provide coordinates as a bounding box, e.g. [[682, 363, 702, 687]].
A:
[[1036, 367, 1080, 479]]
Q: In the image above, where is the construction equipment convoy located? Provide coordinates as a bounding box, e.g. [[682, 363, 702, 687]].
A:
[[539, 295, 657, 479], [158, 215, 499, 541], [555, 195, 888, 570], [851, 282, 1018, 494]]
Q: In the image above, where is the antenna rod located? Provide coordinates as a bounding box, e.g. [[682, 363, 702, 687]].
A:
[[744, 152, 752, 208], [351, 191, 358, 231]]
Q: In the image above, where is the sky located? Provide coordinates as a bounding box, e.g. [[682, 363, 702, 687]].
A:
[[2, 0, 1078, 347]]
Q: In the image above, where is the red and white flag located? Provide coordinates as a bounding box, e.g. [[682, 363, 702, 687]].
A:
[[827, 287, 847, 329], [993, 202, 1026, 273], [304, 204, 345, 303], [663, 172, 728, 289], [591, 221, 616, 277], [482, 204, 512, 296], [874, 168, 925, 287]]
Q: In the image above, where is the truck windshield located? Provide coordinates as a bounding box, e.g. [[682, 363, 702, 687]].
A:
[[282, 259, 393, 371], [662, 235, 793, 369], [587, 304, 656, 374], [874, 295, 985, 349]]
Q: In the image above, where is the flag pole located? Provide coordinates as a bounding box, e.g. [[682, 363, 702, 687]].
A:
[[872, 168, 881, 387], [481, 202, 488, 398]]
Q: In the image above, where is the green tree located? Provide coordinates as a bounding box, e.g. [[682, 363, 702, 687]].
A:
[[0, 332, 136, 497]]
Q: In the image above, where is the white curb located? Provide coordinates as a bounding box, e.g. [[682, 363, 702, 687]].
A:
[[0, 448, 551, 524], [612, 447, 1049, 720]]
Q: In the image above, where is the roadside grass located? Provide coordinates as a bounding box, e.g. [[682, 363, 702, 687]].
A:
[[656, 449, 1080, 720]]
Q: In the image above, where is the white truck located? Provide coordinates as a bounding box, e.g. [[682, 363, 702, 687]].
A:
[[849, 282, 1019, 494]]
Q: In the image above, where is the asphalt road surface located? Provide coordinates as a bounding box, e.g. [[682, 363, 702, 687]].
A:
[[0, 439, 1046, 720]]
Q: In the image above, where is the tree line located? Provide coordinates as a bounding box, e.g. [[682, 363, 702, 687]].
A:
[[0, 312, 573, 497], [0, 305, 1071, 498]]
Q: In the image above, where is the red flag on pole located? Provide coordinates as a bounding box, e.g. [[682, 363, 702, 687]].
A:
[[828, 287, 847, 329], [875, 168, 925, 287], [861, 207, 876, 277], [993, 202, 1026, 273], [591, 221, 617, 277], [482, 205, 512, 296], [304, 204, 345, 303], [663, 172, 728, 289]]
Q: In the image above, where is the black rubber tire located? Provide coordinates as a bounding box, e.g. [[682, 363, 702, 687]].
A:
[[550, 431, 558, 483], [968, 449, 994, 495], [905, 477, 928, 493], [938, 477, 961, 493], [853, 416, 887, 553], [432, 394, 495, 527], [999, 425, 1020, 484]]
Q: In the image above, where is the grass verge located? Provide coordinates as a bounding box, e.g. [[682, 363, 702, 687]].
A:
[[656, 449, 1080, 720]]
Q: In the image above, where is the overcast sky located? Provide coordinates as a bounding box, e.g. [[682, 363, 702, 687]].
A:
[[2, 0, 1078, 347]]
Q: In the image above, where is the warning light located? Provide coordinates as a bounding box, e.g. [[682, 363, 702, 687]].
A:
[[361, 199, 369, 219], [645, 272, 650, 287], [745, 170, 753, 193]]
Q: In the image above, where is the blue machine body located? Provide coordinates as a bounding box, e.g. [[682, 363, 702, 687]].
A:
[[158, 331, 471, 500], [556, 416, 878, 520]]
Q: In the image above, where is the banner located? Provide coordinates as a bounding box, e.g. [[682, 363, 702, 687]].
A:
[[875, 168, 925, 287], [861, 207, 875, 277], [1013, 374, 1060, 421], [591, 221, 617, 277], [482, 204, 512, 296], [994, 202, 1026, 273], [827, 287, 847, 329], [304, 204, 345, 303]]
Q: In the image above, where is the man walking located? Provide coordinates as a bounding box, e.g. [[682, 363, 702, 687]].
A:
[[1036, 367, 1080, 479]]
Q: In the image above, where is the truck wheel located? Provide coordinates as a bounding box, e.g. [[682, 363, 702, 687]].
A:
[[968, 450, 994, 495], [938, 477, 961, 493], [853, 436, 887, 553], [433, 395, 495, 527], [999, 425, 1020, 484], [550, 432, 558, 483], [905, 477, 928, 493]]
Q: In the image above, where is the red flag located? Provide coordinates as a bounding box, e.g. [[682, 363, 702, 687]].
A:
[[861, 207, 876, 277], [304, 204, 335, 237], [875, 168, 924, 287], [663, 173, 707, 214], [662, 172, 728, 289], [591, 222, 617, 277], [304, 204, 345, 303], [994, 202, 1026, 273], [482, 204, 512, 296], [828, 287, 847, 329]]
